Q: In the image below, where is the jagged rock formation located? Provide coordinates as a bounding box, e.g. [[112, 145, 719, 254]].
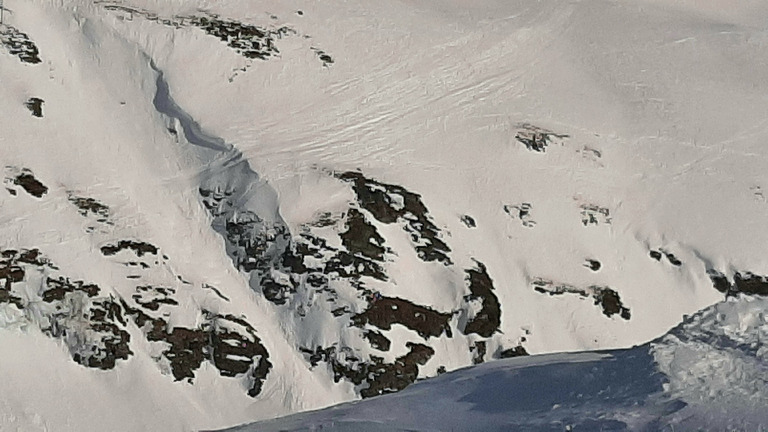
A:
[[0, 24, 42, 64]]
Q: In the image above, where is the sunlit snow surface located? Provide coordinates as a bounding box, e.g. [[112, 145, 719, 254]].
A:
[[227, 297, 768, 432], [1, 0, 768, 430]]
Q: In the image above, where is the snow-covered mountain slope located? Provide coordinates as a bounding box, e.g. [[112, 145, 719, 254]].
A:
[[1, 0, 768, 430], [224, 296, 768, 432]]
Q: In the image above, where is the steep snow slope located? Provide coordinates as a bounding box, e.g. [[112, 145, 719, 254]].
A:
[[225, 296, 768, 432], [1, 0, 768, 430]]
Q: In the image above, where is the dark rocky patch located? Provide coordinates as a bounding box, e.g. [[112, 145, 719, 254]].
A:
[[664, 252, 682, 267], [363, 329, 391, 351], [0, 255, 25, 308], [224, 210, 288, 273], [503, 202, 535, 227], [593, 287, 631, 320], [340, 208, 386, 261], [351, 296, 452, 339], [515, 123, 569, 152], [533, 278, 630, 320], [460, 215, 476, 228], [301, 342, 435, 398], [359, 342, 434, 398], [25, 97, 44, 117], [100, 240, 158, 257], [1, 248, 132, 369], [42, 276, 100, 302], [200, 185, 296, 304], [131, 285, 178, 311], [580, 204, 611, 226], [68, 298, 132, 370], [650, 249, 682, 266], [124, 303, 271, 396], [288, 230, 388, 285], [189, 15, 293, 60], [101, 5, 330, 67], [708, 270, 768, 297], [2, 250, 33, 307], [6, 168, 48, 198], [199, 172, 451, 398], [311, 47, 334, 67], [206, 313, 272, 396], [461, 261, 501, 338], [0, 25, 42, 64], [68, 194, 111, 223], [127, 306, 208, 381], [497, 345, 529, 359], [471, 341, 486, 365], [338, 171, 452, 265], [260, 276, 293, 305], [585, 259, 601, 272]]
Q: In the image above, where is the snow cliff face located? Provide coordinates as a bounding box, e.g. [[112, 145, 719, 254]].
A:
[[1, 0, 768, 430]]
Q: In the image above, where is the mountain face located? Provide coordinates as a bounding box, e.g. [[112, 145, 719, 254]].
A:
[[1, 0, 768, 430]]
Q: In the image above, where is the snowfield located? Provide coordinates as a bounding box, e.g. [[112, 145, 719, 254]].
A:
[[1, 0, 767, 430]]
